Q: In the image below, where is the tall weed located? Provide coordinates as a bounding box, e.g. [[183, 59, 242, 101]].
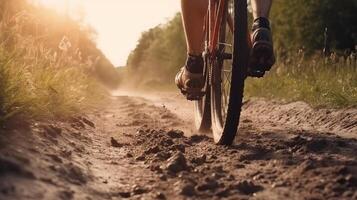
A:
[[0, 11, 106, 123]]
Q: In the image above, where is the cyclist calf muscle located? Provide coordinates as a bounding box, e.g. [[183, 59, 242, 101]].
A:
[[181, 0, 208, 56]]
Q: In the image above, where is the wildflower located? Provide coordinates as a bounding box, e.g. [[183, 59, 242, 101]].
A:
[[58, 36, 72, 51]]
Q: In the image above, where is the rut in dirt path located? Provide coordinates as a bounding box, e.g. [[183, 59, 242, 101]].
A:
[[0, 94, 356, 200]]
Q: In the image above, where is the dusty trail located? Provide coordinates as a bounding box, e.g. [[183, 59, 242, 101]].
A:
[[0, 92, 356, 200]]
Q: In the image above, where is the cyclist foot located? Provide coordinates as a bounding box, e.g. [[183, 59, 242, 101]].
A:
[[248, 17, 276, 78], [175, 55, 205, 101]]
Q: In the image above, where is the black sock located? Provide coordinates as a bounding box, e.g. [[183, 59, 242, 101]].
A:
[[252, 17, 270, 31], [185, 54, 204, 73]]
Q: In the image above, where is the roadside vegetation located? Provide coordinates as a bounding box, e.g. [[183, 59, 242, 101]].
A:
[[124, 0, 357, 108], [0, 0, 119, 123], [245, 51, 357, 108], [125, 13, 186, 89]]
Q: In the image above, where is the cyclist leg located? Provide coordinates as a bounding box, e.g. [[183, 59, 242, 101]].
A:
[[249, 0, 276, 77], [251, 0, 272, 19], [175, 0, 208, 100], [181, 0, 208, 57]]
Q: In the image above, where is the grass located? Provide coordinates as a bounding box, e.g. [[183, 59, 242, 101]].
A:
[[245, 50, 357, 108], [0, 12, 107, 124]]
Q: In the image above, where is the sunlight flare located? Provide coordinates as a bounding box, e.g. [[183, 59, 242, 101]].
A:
[[34, 0, 180, 66]]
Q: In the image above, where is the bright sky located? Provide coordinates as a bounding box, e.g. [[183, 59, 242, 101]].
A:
[[36, 0, 181, 66]]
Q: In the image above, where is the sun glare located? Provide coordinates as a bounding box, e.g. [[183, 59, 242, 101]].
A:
[[33, 0, 180, 67], [36, 0, 70, 14]]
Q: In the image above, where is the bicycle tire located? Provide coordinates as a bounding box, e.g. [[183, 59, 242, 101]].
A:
[[193, 52, 212, 133], [211, 0, 249, 145]]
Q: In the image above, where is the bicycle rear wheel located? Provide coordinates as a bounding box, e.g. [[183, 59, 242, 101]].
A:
[[211, 0, 249, 145]]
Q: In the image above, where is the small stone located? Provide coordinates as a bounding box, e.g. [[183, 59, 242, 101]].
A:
[[227, 175, 235, 181], [155, 192, 166, 199], [57, 190, 74, 200], [40, 177, 55, 185], [159, 174, 167, 181], [135, 155, 146, 161], [110, 161, 118, 165], [236, 164, 245, 169], [155, 152, 171, 161], [189, 135, 208, 143], [81, 117, 95, 128], [126, 153, 133, 158], [66, 163, 87, 184], [191, 155, 206, 165], [43, 125, 62, 138], [145, 146, 161, 154], [234, 180, 263, 195], [118, 192, 131, 198], [160, 138, 174, 146], [132, 185, 147, 195], [342, 191, 354, 198], [196, 178, 219, 191], [253, 174, 265, 181], [271, 181, 287, 188], [167, 130, 184, 138], [110, 137, 123, 148], [150, 165, 163, 173], [60, 148, 72, 158], [181, 185, 196, 196], [173, 144, 185, 153], [46, 154, 63, 163], [211, 172, 224, 179], [299, 160, 315, 172], [70, 118, 85, 129], [177, 183, 196, 196], [216, 189, 230, 197], [242, 119, 253, 123], [165, 152, 188, 174], [212, 165, 225, 173], [49, 164, 61, 171], [208, 155, 217, 160], [346, 174, 357, 187]]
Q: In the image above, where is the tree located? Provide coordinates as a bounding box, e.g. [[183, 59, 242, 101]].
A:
[[271, 0, 357, 52], [126, 13, 186, 85]]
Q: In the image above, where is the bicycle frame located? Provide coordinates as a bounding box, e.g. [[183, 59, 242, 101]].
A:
[[206, 0, 250, 59], [207, 0, 234, 58]]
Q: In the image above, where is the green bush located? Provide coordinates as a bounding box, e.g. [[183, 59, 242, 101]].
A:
[[126, 13, 186, 87], [271, 0, 357, 52]]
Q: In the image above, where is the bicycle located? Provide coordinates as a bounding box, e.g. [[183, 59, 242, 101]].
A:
[[194, 0, 250, 145]]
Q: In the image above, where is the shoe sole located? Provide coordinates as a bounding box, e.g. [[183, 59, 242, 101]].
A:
[[180, 87, 205, 101], [248, 41, 275, 77]]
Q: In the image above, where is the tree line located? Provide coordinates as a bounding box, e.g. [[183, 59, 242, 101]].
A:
[[125, 0, 356, 87]]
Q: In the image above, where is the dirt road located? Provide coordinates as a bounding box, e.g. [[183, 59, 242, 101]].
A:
[[0, 92, 356, 200]]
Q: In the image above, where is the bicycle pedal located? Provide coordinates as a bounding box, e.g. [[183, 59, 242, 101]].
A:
[[180, 88, 205, 101], [218, 52, 232, 60], [186, 94, 204, 101]]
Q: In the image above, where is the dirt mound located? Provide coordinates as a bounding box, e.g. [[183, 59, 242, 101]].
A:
[[243, 99, 357, 138]]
